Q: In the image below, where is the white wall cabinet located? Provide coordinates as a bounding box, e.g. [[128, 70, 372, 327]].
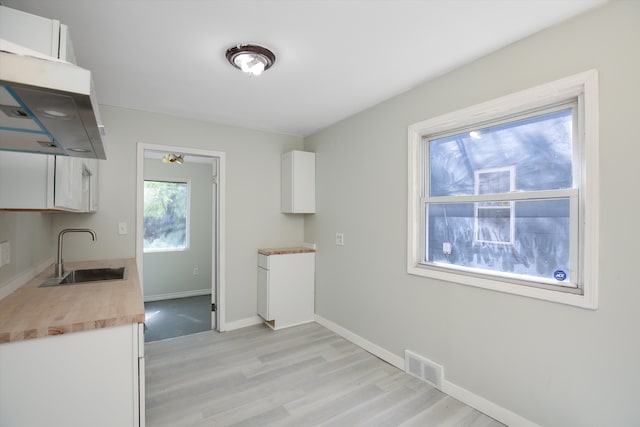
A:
[[257, 249, 315, 330], [281, 150, 315, 213], [0, 151, 97, 212], [0, 323, 145, 427], [0, 5, 76, 63]]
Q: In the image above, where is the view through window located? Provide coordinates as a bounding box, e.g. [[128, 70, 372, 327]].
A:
[[425, 107, 575, 285], [144, 180, 189, 252]]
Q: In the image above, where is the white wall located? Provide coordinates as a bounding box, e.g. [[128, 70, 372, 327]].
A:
[[143, 158, 213, 300], [52, 105, 305, 323], [304, 2, 640, 426], [0, 211, 53, 297]]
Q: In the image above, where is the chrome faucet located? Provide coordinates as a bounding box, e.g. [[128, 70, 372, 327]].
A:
[[55, 228, 97, 278]]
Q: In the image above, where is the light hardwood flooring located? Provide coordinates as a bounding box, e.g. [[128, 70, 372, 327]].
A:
[[145, 322, 504, 427]]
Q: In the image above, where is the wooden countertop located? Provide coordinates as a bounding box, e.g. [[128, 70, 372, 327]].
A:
[[258, 246, 316, 256], [0, 258, 144, 344]]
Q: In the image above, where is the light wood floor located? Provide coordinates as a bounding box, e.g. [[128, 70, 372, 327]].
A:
[[145, 322, 504, 427]]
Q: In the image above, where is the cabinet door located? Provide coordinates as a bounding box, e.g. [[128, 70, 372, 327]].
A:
[[54, 156, 84, 210], [292, 151, 315, 213], [0, 324, 139, 427], [0, 6, 62, 57], [83, 158, 98, 212], [257, 267, 270, 320], [281, 151, 315, 213], [0, 151, 49, 209], [268, 253, 315, 328]]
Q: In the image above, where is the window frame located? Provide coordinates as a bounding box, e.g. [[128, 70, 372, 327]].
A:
[[407, 70, 599, 309], [143, 178, 191, 253]]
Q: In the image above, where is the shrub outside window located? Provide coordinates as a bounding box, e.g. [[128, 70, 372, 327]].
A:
[[144, 180, 190, 252], [407, 71, 599, 309]]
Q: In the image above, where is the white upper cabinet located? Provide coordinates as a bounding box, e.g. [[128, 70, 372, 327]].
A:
[[0, 6, 74, 62], [281, 150, 315, 214], [0, 151, 97, 212]]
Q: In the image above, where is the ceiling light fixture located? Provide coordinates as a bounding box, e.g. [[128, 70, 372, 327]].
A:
[[162, 153, 184, 164], [225, 44, 276, 76]]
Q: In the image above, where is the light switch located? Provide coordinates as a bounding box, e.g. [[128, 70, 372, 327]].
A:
[[118, 222, 128, 235]]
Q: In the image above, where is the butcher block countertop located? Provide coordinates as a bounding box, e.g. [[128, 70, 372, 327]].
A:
[[0, 258, 144, 344], [258, 246, 316, 256]]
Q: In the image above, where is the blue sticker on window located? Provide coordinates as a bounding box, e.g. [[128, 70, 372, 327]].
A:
[[554, 270, 567, 281]]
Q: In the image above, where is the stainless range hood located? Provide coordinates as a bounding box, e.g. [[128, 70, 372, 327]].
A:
[[0, 41, 106, 159]]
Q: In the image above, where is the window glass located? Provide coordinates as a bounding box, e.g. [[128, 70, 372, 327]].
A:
[[144, 180, 189, 252], [426, 198, 571, 283], [428, 108, 573, 197]]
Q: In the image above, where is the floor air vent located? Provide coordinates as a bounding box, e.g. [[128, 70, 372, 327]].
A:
[[405, 350, 443, 389]]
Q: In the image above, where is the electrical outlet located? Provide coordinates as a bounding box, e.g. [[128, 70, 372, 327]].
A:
[[335, 233, 344, 246], [193, 267, 199, 276]]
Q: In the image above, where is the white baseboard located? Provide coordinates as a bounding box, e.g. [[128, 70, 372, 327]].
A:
[[313, 314, 405, 369], [144, 289, 211, 302], [0, 257, 54, 301], [225, 316, 264, 331], [313, 314, 539, 427], [441, 380, 539, 427]]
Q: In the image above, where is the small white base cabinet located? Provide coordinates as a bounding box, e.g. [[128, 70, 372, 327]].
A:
[[0, 323, 145, 427], [257, 247, 315, 330]]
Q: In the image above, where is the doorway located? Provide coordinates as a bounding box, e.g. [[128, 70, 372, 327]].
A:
[[136, 143, 226, 339]]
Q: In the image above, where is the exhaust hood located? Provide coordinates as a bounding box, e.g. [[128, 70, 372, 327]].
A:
[[0, 40, 106, 159]]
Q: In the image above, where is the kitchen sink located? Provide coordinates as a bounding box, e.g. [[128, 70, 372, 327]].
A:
[[41, 267, 127, 287]]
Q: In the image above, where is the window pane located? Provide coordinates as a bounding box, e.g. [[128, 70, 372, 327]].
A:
[[476, 206, 512, 243], [426, 198, 571, 284], [429, 108, 573, 196], [477, 170, 511, 194], [144, 180, 188, 251]]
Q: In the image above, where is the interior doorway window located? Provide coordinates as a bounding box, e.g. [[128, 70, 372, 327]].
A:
[[143, 179, 190, 252]]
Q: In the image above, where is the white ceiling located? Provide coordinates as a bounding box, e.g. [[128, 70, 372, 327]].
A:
[[4, 0, 606, 137]]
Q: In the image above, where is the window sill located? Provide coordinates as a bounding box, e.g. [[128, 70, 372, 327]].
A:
[[407, 263, 597, 310], [143, 247, 189, 254]]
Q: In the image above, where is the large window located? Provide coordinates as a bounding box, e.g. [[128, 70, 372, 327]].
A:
[[144, 180, 190, 252], [407, 71, 599, 308]]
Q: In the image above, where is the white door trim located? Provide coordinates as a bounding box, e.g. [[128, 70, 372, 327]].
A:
[[136, 142, 226, 332]]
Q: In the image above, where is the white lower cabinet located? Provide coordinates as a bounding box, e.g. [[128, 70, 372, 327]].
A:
[[257, 250, 315, 330], [0, 323, 145, 427]]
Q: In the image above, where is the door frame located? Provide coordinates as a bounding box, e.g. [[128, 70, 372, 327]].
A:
[[136, 142, 226, 332]]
